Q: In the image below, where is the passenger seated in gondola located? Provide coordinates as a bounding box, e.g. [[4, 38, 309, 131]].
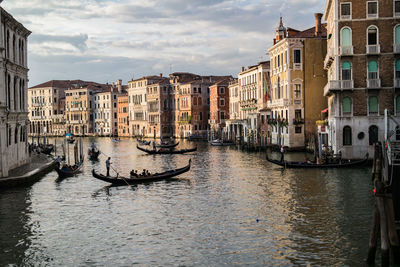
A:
[[130, 170, 138, 177]]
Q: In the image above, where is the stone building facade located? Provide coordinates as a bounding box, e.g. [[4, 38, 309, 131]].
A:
[[268, 15, 327, 148], [323, 0, 400, 159], [0, 7, 31, 177], [117, 94, 129, 137]]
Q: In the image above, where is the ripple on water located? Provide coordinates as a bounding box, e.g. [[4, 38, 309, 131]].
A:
[[0, 138, 374, 266]]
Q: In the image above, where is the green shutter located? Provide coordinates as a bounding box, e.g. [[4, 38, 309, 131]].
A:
[[341, 28, 351, 46], [369, 96, 378, 113], [342, 61, 351, 69], [343, 97, 352, 113], [396, 96, 400, 112], [395, 26, 400, 44], [368, 60, 378, 72], [396, 60, 400, 71]]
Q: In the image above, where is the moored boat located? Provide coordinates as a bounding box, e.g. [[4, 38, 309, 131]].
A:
[[136, 144, 197, 154], [155, 141, 180, 148], [91, 159, 191, 185], [88, 149, 100, 160], [266, 153, 369, 168], [209, 139, 234, 146], [56, 158, 84, 177]]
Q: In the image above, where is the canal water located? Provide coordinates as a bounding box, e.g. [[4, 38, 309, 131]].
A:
[[0, 138, 373, 266]]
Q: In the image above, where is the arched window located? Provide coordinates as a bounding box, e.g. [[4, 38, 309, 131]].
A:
[[367, 26, 378, 45], [342, 61, 352, 80], [368, 60, 378, 79], [396, 95, 400, 114], [342, 96, 352, 115], [369, 125, 379, 145], [396, 60, 400, 79], [193, 97, 197, 105], [395, 25, 400, 52], [198, 97, 202, 105], [341, 27, 351, 46], [368, 96, 378, 115], [343, 126, 352, 145]]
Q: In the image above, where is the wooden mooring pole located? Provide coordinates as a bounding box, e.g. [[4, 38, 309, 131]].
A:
[[367, 143, 400, 266]]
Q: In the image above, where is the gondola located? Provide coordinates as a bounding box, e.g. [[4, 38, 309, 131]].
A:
[[209, 140, 234, 146], [67, 138, 75, 144], [136, 144, 197, 154], [137, 139, 150, 146], [156, 141, 180, 148], [92, 159, 191, 185], [55, 158, 84, 177], [88, 149, 100, 161], [40, 144, 54, 154], [266, 153, 369, 168]]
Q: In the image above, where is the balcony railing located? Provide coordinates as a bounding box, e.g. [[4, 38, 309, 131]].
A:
[[366, 45, 380, 54], [367, 12, 378, 19], [340, 45, 353, 56], [367, 79, 381, 88], [395, 78, 400, 88], [331, 80, 354, 90], [268, 98, 289, 108], [293, 63, 301, 70], [394, 43, 400, 53]]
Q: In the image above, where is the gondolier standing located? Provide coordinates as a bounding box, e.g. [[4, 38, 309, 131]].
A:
[[152, 141, 156, 151], [280, 146, 285, 162], [106, 157, 111, 176]]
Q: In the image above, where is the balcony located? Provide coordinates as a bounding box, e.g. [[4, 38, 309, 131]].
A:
[[394, 43, 400, 53], [395, 78, 400, 88], [367, 79, 381, 89], [340, 45, 353, 56], [293, 118, 305, 125], [324, 80, 354, 96], [366, 45, 380, 54], [268, 98, 289, 108], [293, 63, 301, 70]]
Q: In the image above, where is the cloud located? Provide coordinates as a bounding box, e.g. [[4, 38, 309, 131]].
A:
[[2, 0, 326, 86]]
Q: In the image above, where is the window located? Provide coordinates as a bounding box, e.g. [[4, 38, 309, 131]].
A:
[[396, 126, 400, 141], [342, 61, 352, 80], [341, 27, 351, 46], [295, 109, 302, 119], [293, 49, 301, 64], [367, 1, 378, 18], [395, 25, 400, 51], [220, 98, 225, 106], [396, 96, 400, 114], [396, 60, 400, 79], [369, 125, 379, 145], [295, 127, 302, 133], [341, 3, 351, 19], [368, 60, 378, 79], [343, 126, 352, 145], [367, 26, 378, 45], [294, 84, 301, 98], [368, 96, 379, 115], [219, 87, 225, 94], [342, 97, 352, 115], [396, 0, 400, 16], [198, 87, 202, 93], [220, 111, 225, 120]]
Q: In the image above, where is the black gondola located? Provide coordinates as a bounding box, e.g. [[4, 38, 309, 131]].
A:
[[156, 141, 180, 148], [266, 153, 369, 168], [209, 140, 234, 146], [40, 144, 54, 154], [136, 144, 197, 154], [92, 159, 191, 185], [67, 138, 75, 144], [55, 158, 84, 177], [88, 149, 100, 161]]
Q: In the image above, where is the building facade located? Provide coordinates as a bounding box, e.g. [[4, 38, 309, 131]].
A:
[[268, 15, 327, 148], [209, 78, 230, 139], [0, 7, 31, 177], [117, 94, 129, 137], [323, 0, 400, 159]]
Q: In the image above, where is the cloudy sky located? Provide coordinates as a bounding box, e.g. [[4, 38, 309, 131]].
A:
[[2, 0, 325, 87]]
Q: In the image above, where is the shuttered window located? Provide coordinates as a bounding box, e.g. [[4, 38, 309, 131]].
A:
[[368, 60, 378, 79], [341, 28, 351, 46], [368, 96, 378, 114], [342, 97, 352, 114]]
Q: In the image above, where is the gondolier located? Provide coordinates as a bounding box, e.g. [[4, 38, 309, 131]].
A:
[[106, 157, 111, 176], [280, 146, 285, 162]]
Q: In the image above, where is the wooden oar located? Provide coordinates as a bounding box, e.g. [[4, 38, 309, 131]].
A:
[[110, 165, 130, 186]]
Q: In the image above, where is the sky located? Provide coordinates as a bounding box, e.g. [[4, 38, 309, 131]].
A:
[[2, 0, 325, 87]]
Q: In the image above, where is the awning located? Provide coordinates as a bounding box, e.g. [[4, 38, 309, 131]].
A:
[[321, 108, 328, 113]]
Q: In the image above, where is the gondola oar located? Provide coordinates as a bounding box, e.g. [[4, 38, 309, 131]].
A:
[[100, 151, 131, 187]]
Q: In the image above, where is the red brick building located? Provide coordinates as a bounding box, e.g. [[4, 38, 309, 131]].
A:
[[209, 78, 230, 139]]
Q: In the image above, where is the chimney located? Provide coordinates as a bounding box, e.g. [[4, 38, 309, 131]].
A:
[[241, 66, 245, 72], [160, 73, 163, 77], [116, 79, 122, 93], [314, 13, 322, 37]]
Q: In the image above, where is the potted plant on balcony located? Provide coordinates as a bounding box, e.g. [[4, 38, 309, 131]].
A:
[[278, 118, 288, 128]]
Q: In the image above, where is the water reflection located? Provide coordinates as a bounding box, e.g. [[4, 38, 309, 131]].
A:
[[0, 138, 373, 266]]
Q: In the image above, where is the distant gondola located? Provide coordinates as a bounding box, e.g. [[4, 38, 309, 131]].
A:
[[67, 138, 75, 144], [55, 158, 84, 177], [91, 159, 191, 185], [156, 141, 180, 148], [88, 149, 100, 161], [209, 140, 234, 146], [266, 153, 369, 168], [136, 144, 197, 154]]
